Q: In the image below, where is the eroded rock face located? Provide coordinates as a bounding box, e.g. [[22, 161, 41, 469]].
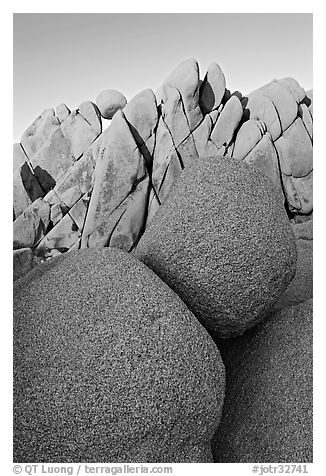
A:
[[96, 89, 127, 119], [14, 247, 225, 463], [212, 299, 313, 463], [135, 156, 297, 338]]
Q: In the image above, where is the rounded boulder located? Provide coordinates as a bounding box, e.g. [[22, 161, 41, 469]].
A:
[[95, 89, 127, 119], [135, 155, 297, 338], [14, 248, 225, 463], [212, 299, 313, 462]]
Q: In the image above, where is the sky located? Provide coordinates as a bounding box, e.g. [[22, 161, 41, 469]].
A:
[[13, 13, 312, 142]]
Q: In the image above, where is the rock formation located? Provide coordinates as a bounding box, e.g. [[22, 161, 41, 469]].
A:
[[14, 248, 225, 463], [13, 58, 313, 268], [13, 57, 313, 464]]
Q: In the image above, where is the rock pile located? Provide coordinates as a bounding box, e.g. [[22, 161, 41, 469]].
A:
[[13, 57, 313, 464], [13, 58, 313, 271]]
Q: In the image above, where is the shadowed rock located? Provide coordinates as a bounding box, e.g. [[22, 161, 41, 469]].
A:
[[274, 220, 313, 309], [199, 62, 226, 114], [13, 198, 51, 250], [210, 95, 243, 150], [135, 156, 297, 338], [13, 247, 42, 281], [212, 299, 312, 463], [14, 247, 225, 463], [122, 89, 158, 168]]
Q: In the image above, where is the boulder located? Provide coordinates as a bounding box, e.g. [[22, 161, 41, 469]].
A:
[[55, 103, 70, 123], [277, 77, 306, 104], [78, 101, 102, 136], [13, 248, 41, 281], [299, 103, 313, 141], [275, 117, 313, 178], [49, 152, 95, 210], [13, 167, 32, 220], [95, 89, 127, 120], [135, 156, 297, 338], [242, 132, 284, 200], [122, 89, 158, 167], [35, 211, 81, 256], [161, 86, 193, 152], [81, 110, 150, 250], [13, 198, 51, 250], [243, 94, 282, 141], [248, 80, 298, 133], [212, 299, 313, 463], [13, 247, 225, 463], [30, 128, 75, 193], [199, 62, 226, 114], [13, 142, 47, 218], [193, 110, 220, 156], [21, 109, 60, 159], [150, 116, 181, 202], [210, 95, 243, 150], [274, 220, 313, 309], [305, 89, 313, 116], [232, 119, 265, 160], [159, 58, 203, 131], [61, 109, 100, 161]]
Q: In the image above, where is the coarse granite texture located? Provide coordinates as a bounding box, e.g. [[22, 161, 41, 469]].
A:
[[212, 299, 313, 462], [14, 247, 225, 463], [135, 155, 297, 338], [274, 219, 312, 310]]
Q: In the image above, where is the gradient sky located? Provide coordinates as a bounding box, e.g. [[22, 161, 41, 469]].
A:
[[13, 13, 312, 142]]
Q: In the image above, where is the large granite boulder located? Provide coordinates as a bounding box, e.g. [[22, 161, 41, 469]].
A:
[[14, 248, 225, 463], [212, 299, 313, 462], [95, 89, 127, 119], [135, 156, 297, 338]]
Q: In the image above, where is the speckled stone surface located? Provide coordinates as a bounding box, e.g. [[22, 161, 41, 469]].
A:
[[274, 220, 313, 310], [135, 155, 297, 338], [212, 299, 313, 462], [14, 248, 225, 463]]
